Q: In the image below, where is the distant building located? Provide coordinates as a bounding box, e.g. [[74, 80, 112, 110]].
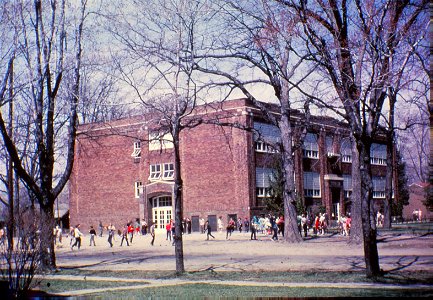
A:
[[69, 99, 395, 232], [403, 182, 433, 221]]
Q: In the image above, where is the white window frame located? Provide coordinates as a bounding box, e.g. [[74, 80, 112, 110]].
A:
[[340, 138, 352, 163], [149, 132, 174, 151], [255, 141, 278, 153], [149, 164, 162, 180], [302, 133, 319, 159], [342, 154, 352, 163], [372, 176, 386, 198], [256, 187, 272, 198], [131, 141, 141, 158], [370, 143, 387, 166], [162, 163, 174, 180], [134, 181, 143, 198]]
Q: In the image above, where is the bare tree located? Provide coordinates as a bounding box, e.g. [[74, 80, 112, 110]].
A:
[[104, 0, 213, 273], [0, 0, 87, 269], [281, 0, 427, 277], [191, 0, 319, 243]]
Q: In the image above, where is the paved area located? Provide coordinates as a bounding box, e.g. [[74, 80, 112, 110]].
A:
[[56, 230, 433, 273]]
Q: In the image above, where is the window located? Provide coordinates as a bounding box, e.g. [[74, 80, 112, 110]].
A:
[[304, 172, 321, 198], [131, 141, 141, 158], [163, 163, 174, 179], [343, 175, 352, 199], [255, 141, 278, 153], [340, 137, 352, 163], [302, 133, 319, 159], [152, 196, 172, 207], [254, 122, 280, 153], [326, 136, 333, 154], [149, 132, 174, 151], [370, 143, 387, 166], [149, 164, 162, 180], [256, 168, 274, 188], [256, 187, 272, 197], [134, 181, 143, 198], [149, 163, 174, 181], [372, 176, 385, 198]]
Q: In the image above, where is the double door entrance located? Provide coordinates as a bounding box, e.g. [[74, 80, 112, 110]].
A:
[[151, 196, 172, 234]]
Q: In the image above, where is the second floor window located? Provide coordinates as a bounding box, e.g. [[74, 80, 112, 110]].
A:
[[149, 163, 174, 181], [163, 163, 174, 179], [254, 122, 280, 154], [370, 143, 387, 166], [340, 137, 352, 163], [149, 164, 162, 180], [303, 133, 319, 159]]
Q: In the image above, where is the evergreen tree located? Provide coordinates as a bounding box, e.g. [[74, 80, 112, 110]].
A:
[[392, 150, 410, 217]]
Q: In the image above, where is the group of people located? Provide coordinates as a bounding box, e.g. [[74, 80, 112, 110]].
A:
[[297, 213, 352, 237]]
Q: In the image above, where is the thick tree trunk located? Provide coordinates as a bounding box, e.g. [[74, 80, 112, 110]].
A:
[[39, 203, 56, 270], [280, 96, 303, 243], [349, 135, 362, 244], [358, 143, 381, 278]]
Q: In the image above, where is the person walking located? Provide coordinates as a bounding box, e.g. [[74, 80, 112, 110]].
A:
[[301, 214, 308, 237], [150, 222, 155, 246], [120, 224, 130, 246], [98, 221, 104, 237], [89, 226, 96, 246], [250, 218, 257, 240], [205, 220, 215, 240], [107, 223, 115, 247], [270, 215, 278, 241], [71, 224, 83, 250]]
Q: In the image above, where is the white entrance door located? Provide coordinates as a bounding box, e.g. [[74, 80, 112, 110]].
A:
[[151, 196, 172, 234]]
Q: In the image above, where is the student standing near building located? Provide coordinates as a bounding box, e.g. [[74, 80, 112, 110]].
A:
[[89, 226, 96, 246], [71, 224, 83, 250], [199, 218, 205, 234], [150, 222, 155, 246], [217, 216, 223, 233], [120, 224, 130, 246], [250, 218, 257, 240], [166, 220, 172, 241], [205, 220, 215, 240]]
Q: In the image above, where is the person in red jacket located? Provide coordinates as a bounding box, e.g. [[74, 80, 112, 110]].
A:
[[128, 223, 134, 243], [166, 220, 172, 241]]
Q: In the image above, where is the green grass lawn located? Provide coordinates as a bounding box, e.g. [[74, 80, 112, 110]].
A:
[[34, 269, 433, 298]]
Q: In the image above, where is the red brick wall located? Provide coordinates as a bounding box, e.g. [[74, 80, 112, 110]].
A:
[[70, 127, 143, 231]]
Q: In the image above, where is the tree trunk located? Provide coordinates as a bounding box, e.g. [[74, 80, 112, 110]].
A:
[[39, 203, 56, 270], [358, 142, 381, 278], [349, 133, 362, 244], [280, 93, 303, 243], [173, 128, 185, 274]]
